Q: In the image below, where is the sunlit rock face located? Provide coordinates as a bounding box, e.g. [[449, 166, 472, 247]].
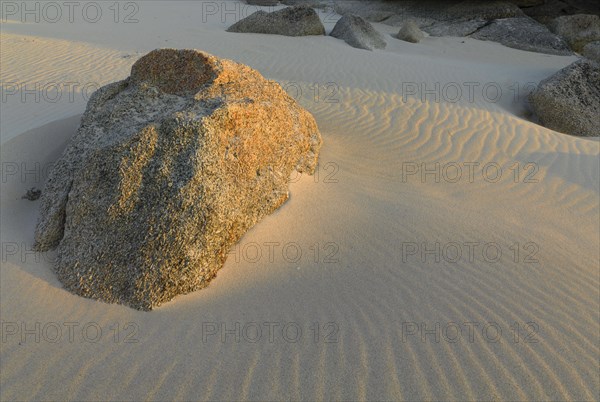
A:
[[34, 49, 322, 310]]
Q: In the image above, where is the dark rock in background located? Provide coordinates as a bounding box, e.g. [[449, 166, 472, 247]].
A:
[[548, 14, 600, 52], [470, 17, 573, 54], [228, 5, 326, 36], [330, 14, 387, 50]]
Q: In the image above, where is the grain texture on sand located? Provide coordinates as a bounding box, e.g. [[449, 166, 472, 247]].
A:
[[0, 32, 135, 143], [1, 2, 599, 400]]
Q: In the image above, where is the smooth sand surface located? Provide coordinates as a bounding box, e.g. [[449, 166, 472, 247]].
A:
[[1, 2, 599, 400]]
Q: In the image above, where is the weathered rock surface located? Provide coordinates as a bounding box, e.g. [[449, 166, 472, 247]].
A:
[[583, 40, 600, 62], [22, 187, 41, 201], [331, 0, 599, 30], [330, 0, 547, 43], [227, 5, 326, 36], [441, 1, 525, 21], [396, 20, 425, 43], [423, 18, 488, 37], [330, 15, 387, 50], [34, 49, 323, 310], [548, 14, 600, 52], [523, 0, 600, 24], [529, 59, 600, 137], [281, 0, 328, 9], [510, 0, 544, 6], [333, 0, 523, 25], [332, 1, 396, 22], [383, 14, 438, 29], [245, 0, 279, 6], [470, 17, 573, 55]]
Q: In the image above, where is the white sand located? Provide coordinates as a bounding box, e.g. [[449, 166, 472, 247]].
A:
[[1, 2, 599, 400]]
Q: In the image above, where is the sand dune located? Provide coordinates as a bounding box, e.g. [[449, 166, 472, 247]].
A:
[[1, 2, 598, 400]]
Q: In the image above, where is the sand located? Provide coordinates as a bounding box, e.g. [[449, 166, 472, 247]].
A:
[[1, 2, 599, 400]]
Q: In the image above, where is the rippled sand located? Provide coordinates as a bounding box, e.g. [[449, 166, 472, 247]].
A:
[[1, 2, 598, 400]]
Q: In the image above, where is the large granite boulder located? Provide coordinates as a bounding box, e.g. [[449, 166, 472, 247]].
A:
[[529, 59, 600, 137], [34, 49, 323, 310], [227, 5, 326, 36], [330, 15, 387, 50], [548, 14, 600, 52], [470, 17, 573, 55]]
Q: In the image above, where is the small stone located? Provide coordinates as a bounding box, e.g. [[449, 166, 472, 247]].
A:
[[22, 187, 42, 201], [396, 20, 425, 43]]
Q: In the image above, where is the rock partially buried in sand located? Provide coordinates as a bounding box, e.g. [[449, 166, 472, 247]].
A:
[[34, 49, 322, 310], [529, 59, 600, 137], [396, 20, 425, 43], [330, 15, 387, 50], [227, 5, 325, 36]]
